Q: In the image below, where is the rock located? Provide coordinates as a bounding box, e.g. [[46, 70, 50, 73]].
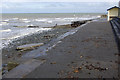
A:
[[71, 20, 87, 27], [43, 34, 55, 39], [78, 67, 82, 70], [40, 59, 46, 62], [86, 56, 92, 59], [2, 69, 8, 75], [101, 15, 107, 18], [2, 64, 8, 67], [7, 62, 19, 71], [16, 43, 44, 51], [88, 72, 91, 74], [13, 26, 27, 28], [68, 51, 72, 53], [85, 64, 108, 71], [71, 61, 75, 64], [8, 56, 11, 58], [67, 64, 70, 66], [114, 53, 120, 56], [27, 26, 39, 28], [80, 55, 83, 58], [50, 62, 56, 64], [5, 55, 8, 57], [96, 62, 100, 64], [73, 69, 79, 73]]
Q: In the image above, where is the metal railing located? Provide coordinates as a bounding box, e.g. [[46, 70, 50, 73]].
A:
[[110, 17, 120, 48]]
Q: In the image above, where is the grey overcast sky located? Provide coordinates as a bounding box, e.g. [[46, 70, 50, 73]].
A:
[[1, 2, 118, 13]]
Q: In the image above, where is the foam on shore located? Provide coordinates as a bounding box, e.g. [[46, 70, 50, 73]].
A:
[[1, 28, 52, 49]]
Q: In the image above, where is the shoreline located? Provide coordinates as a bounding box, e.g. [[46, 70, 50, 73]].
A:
[[2, 19, 92, 75], [2, 27, 72, 75], [2, 27, 72, 62]]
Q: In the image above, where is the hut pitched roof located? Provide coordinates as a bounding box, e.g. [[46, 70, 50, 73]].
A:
[[107, 6, 120, 11]]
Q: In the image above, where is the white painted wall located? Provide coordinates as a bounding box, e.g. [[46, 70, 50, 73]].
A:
[[108, 8, 119, 21]]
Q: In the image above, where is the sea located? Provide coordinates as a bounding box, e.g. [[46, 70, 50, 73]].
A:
[[0, 13, 103, 49]]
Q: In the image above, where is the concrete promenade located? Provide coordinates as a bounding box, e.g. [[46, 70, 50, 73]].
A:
[[25, 20, 119, 78]]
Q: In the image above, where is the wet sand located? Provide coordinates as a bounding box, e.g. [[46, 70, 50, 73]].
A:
[[24, 20, 119, 78]]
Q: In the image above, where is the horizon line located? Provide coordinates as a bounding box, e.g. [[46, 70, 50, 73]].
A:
[[1, 12, 106, 14]]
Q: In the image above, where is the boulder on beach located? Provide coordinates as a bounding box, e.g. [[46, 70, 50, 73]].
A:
[[13, 26, 27, 28], [27, 26, 39, 28], [101, 15, 107, 18], [16, 43, 44, 51], [13, 25, 39, 28], [71, 20, 87, 27], [43, 34, 55, 39], [7, 62, 19, 71]]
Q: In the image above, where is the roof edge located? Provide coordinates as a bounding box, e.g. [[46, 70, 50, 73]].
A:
[[107, 6, 120, 11]]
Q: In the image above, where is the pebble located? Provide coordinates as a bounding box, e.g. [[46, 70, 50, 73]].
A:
[[78, 67, 82, 70], [2, 70, 8, 75], [2, 64, 8, 67], [80, 56, 83, 58], [106, 68, 109, 70], [88, 72, 91, 74], [8, 56, 11, 58], [74, 69, 79, 73], [71, 61, 75, 64], [84, 64, 108, 71], [96, 62, 100, 64], [50, 62, 56, 64], [5, 55, 8, 57]]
